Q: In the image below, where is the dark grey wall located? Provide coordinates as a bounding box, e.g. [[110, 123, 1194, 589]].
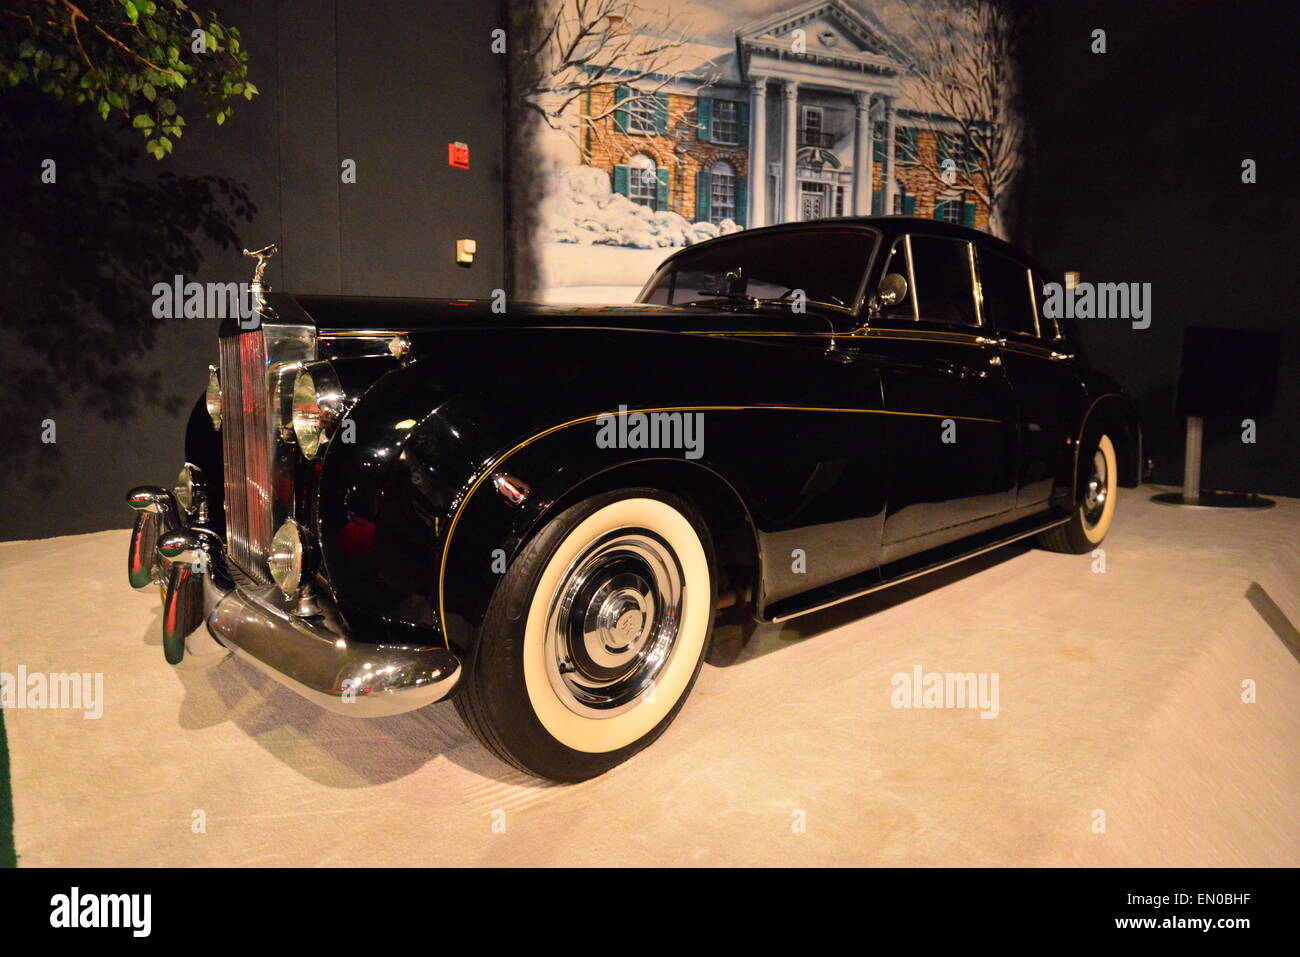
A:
[[0, 0, 505, 541], [1018, 0, 1300, 497]]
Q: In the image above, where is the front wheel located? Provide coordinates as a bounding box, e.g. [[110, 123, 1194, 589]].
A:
[[455, 489, 717, 782], [1036, 433, 1118, 553]]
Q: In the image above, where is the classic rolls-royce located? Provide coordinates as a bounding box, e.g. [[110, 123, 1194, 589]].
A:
[[127, 219, 1142, 782]]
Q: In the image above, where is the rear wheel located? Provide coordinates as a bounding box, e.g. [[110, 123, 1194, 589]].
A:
[[1036, 433, 1118, 553], [456, 489, 716, 782]]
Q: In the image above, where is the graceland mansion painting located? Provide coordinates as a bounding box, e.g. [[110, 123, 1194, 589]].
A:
[[507, 0, 1026, 301]]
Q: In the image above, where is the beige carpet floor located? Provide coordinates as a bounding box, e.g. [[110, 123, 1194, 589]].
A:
[[1, 486, 1296, 866]]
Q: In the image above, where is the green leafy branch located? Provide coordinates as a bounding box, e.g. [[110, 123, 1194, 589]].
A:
[[0, 0, 257, 158]]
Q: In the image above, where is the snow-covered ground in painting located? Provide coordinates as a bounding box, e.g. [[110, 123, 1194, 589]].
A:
[[535, 165, 739, 303], [537, 243, 671, 303]]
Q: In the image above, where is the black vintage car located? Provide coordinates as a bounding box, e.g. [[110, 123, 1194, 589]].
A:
[[127, 218, 1142, 782]]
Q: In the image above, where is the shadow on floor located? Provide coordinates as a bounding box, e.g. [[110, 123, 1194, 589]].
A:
[[155, 540, 1037, 790]]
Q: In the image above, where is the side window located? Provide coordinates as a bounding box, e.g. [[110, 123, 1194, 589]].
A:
[[980, 249, 1038, 337], [908, 235, 979, 327]]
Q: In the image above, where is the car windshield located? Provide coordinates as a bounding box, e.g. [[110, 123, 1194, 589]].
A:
[[638, 228, 877, 312]]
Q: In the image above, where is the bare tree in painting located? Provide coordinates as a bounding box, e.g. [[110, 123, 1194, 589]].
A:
[[902, 0, 1025, 238], [512, 0, 710, 153]]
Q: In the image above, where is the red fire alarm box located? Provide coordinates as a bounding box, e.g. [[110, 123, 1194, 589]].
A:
[[448, 142, 470, 170]]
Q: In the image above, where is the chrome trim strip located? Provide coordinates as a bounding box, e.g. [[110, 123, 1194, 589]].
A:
[[767, 516, 1072, 623], [317, 329, 410, 338], [967, 241, 985, 326], [1025, 267, 1042, 338], [903, 234, 919, 322]]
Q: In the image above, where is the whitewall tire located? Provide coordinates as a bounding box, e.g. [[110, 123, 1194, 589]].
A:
[[456, 488, 716, 781], [1036, 433, 1119, 553]]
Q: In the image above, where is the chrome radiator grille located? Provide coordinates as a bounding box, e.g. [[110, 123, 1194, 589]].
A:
[[220, 330, 274, 582]]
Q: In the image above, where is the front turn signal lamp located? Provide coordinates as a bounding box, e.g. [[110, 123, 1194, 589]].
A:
[[206, 365, 222, 431], [291, 362, 346, 459]]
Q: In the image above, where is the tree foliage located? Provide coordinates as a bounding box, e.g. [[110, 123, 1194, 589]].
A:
[[0, 0, 256, 158]]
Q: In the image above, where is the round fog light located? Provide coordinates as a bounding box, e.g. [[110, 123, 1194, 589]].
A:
[[174, 465, 195, 513], [268, 519, 307, 596]]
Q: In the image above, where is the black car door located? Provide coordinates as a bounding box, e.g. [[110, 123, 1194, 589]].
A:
[[855, 232, 1019, 559], [976, 246, 1084, 510]]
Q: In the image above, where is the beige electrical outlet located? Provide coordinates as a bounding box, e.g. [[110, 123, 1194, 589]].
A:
[[456, 239, 477, 265]]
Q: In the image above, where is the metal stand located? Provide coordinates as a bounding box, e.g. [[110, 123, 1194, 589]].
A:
[[1151, 416, 1275, 509]]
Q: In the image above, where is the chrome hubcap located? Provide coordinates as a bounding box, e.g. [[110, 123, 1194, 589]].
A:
[[545, 529, 684, 718], [1083, 448, 1109, 527]]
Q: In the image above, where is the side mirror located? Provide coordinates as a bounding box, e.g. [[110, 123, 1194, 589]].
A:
[[878, 273, 908, 306]]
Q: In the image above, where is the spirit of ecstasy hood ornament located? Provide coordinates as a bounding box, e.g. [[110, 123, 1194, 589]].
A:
[[242, 242, 279, 286], [241, 243, 280, 324]]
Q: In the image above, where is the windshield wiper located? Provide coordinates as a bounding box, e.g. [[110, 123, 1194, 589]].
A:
[[677, 293, 768, 310]]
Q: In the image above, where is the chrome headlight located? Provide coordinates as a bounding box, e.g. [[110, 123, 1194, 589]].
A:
[[291, 363, 345, 459], [268, 518, 310, 597], [206, 365, 222, 431]]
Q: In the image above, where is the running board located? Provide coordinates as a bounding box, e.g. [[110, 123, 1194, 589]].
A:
[[764, 514, 1071, 623]]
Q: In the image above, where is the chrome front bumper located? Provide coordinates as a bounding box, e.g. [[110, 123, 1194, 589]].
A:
[[127, 485, 461, 717]]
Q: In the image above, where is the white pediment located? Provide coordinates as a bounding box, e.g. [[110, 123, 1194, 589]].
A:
[[737, 0, 909, 63]]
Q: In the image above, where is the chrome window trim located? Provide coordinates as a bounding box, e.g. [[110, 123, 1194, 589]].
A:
[[1025, 266, 1043, 338], [967, 240, 984, 327], [903, 234, 919, 322]]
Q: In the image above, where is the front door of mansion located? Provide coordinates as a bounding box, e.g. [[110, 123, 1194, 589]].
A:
[[800, 181, 826, 220]]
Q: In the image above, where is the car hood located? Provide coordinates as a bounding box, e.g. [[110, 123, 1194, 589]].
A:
[[285, 293, 838, 336]]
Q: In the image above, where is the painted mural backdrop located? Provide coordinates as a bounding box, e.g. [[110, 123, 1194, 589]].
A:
[[512, 0, 1025, 301]]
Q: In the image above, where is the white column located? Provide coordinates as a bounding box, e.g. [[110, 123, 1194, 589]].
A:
[[747, 77, 768, 228], [851, 91, 872, 216], [882, 98, 898, 215], [781, 80, 799, 224]]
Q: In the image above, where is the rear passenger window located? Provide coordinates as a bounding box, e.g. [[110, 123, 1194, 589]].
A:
[[980, 249, 1038, 337], [908, 236, 979, 327]]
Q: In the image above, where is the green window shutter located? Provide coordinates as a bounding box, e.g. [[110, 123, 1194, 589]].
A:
[[904, 193, 917, 215], [614, 86, 629, 133], [654, 94, 669, 135], [963, 200, 976, 227], [695, 170, 711, 221], [933, 199, 946, 220], [697, 97, 712, 142], [613, 164, 630, 196], [737, 100, 750, 146], [735, 177, 747, 226], [871, 187, 883, 215], [898, 127, 917, 164], [656, 167, 669, 209], [873, 123, 885, 162]]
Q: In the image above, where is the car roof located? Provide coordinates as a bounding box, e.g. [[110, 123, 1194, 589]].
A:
[[661, 216, 1054, 278]]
